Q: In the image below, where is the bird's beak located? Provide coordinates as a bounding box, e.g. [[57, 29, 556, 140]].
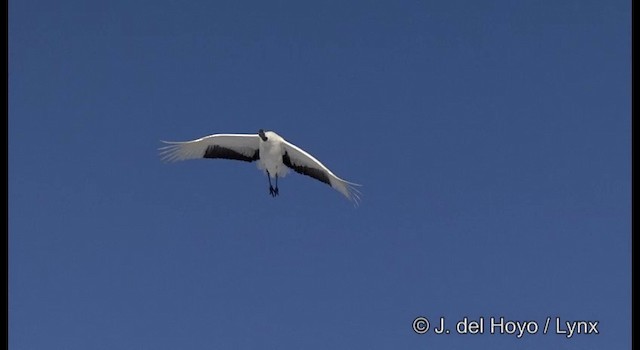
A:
[[258, 130, 267, 141]]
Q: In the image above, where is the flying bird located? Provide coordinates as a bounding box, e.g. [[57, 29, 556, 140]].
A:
[[159, 130, 361, 205]]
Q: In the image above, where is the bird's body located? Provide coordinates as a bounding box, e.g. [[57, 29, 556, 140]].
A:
[[159, 130, 361, 205], [257, 131, 288, 179]]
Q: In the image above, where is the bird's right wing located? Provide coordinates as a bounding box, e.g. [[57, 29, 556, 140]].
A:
[[281, 139, 361, 206], [159, 134, 260, 162]]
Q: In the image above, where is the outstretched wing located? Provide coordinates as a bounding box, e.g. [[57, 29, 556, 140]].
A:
[[159, 134, 260, 162], [281, 139, 361, 205]]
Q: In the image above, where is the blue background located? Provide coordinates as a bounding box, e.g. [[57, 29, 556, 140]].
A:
[[9, 0, 630, 348]]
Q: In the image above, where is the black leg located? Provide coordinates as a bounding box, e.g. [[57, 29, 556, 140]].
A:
[[274, 174, 279, 195], [267, 172, 276, 197]]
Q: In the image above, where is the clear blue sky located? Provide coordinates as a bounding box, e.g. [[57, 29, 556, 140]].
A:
[[9, 0, 630, 349]]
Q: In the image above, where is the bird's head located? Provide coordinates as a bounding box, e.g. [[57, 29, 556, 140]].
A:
[[258, 129, 268, 141]]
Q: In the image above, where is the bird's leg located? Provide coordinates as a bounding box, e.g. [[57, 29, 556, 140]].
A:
[[274, 174, 279, 196], [267, 172, 276, 197]]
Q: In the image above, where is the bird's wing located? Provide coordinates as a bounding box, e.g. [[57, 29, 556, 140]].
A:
[[159, 134, 260, 162], [281, 139, 361, 205]]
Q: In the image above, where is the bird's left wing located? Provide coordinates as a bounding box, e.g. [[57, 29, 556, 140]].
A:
[[281, 139, 361, 205], [159, 134, 260, 162]]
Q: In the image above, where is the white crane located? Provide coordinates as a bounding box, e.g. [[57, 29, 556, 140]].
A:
[[159, 129, 361, 205]]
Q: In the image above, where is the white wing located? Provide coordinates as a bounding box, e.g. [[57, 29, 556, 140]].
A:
[[159, 134, 260, 162], [281, 139, 361, 205]]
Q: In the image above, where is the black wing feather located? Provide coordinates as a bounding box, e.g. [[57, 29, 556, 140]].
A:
[[282, 152, 331, 185], [204, 145, 259, 162]]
